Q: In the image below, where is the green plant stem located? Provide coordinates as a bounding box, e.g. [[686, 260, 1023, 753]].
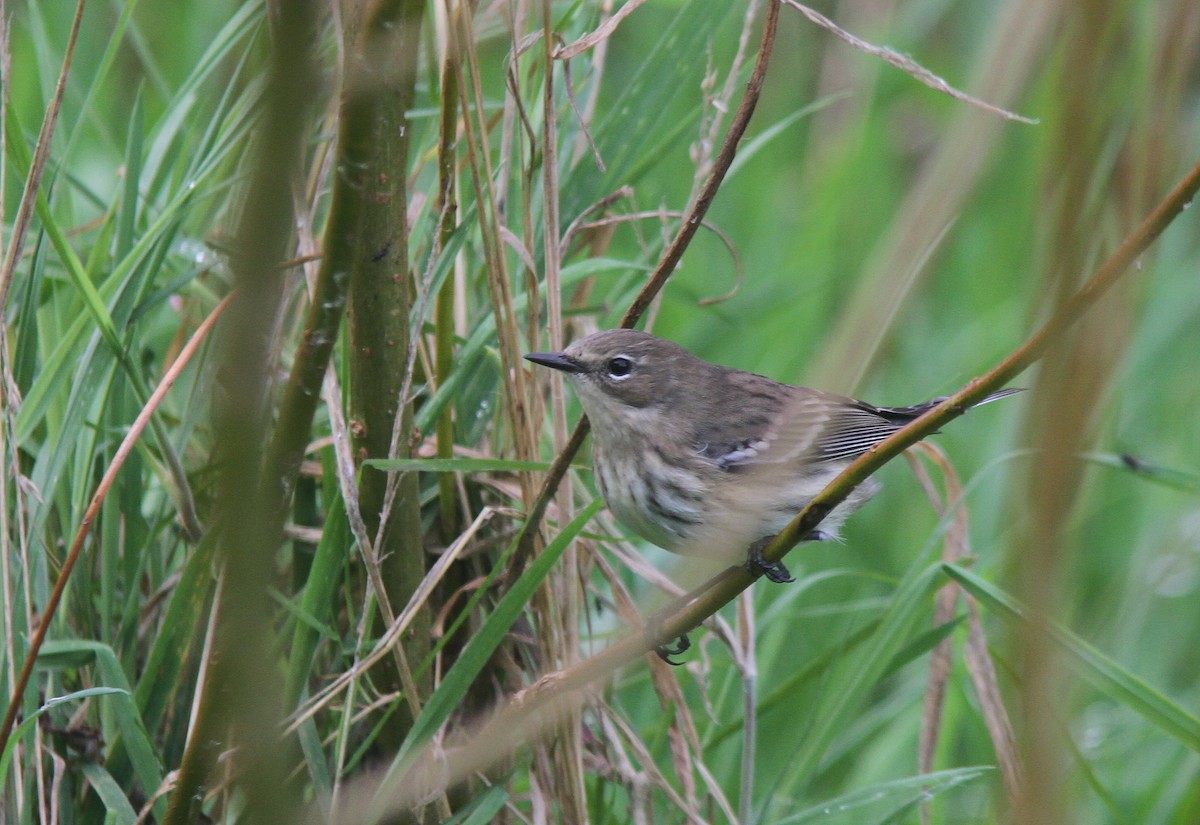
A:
[[342, 0, 429, 747], [162, 2, 320, 822]]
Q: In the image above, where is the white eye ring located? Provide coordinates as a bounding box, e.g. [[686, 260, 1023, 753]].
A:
[[606, 356, 634, 380]]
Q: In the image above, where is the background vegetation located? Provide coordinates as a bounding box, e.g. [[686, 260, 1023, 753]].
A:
[[2, 0, 1199, 823]]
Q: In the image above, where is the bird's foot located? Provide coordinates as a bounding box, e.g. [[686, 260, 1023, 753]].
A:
[[746, 536, 795, 583], [654, 633, 691, 666], [644, 607, 692, 665], [745, 530, 831, 582]]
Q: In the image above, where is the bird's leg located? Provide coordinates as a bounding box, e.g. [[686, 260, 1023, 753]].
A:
[[651, 530, 838, 656], [746, 530, 831, 583]]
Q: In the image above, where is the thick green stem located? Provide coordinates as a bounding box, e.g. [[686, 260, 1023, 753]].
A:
[[163, 2, 320, 823], [343, 0, 430, 744]]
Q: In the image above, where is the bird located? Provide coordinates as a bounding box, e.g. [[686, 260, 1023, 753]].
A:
[[525, 329, 1020, 584]]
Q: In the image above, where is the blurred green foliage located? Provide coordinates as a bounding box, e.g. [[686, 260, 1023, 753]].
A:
[[3, 0, 1199, 822]]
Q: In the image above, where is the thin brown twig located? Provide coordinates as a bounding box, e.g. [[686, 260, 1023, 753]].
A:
[[0, 295, 232, 754], [567, 0, 616, 171], [559, 52, 605, 173], [0, 0, 85, 315]]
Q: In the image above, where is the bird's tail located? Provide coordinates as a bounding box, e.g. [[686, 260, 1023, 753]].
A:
[[873, 386, 1024, 422]]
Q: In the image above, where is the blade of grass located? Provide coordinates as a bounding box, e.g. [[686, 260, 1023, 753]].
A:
[[284, 493, 351, 707], [37, 640, 164, 819], [1083, 452, 1200, 495], [0, 686, 127, 786], [943, 563, 1200, 752], [79, 761, 138, 825], [769, 562, 945, 806], [779, 766, 994, 824]]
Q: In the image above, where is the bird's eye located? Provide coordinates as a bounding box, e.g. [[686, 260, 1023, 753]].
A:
[[606, 356, 634, 378]]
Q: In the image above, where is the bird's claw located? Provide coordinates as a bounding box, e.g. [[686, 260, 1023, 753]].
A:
[[654, 633, 691, 665], [746, 536, 795, 583], [745, 530, 830, 582]]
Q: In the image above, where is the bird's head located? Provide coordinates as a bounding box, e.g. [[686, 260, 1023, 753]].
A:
[[525, 330, 699, 435]]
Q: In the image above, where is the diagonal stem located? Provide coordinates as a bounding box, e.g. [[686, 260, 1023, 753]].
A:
[[762, 153, 1200, 569]]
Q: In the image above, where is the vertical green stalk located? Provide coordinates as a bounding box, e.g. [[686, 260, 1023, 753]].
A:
[[343, 0, 430, 744], [162, 2, 320, 823], [434, 23, 461, 544], [538, 1, 585, 821]]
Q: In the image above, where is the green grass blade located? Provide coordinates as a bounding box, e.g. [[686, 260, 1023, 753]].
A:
[[442, 783, 510, 825], [0, 687, 127, 785], [117, 89, 145, 261], [80, 761, 139, 825], [284, 494, 351, 706], [771, 562, 944, 802], [778, 767, 994, 824], [1083, 452, 1200, 495], [943, 563, 1200, 752]]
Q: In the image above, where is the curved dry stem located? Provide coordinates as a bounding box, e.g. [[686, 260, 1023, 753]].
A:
[[781, 0, 1037, 124], [909, 442, 1021, 813]]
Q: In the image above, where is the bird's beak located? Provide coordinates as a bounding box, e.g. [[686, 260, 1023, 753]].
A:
[[524, 351, 583, 374]]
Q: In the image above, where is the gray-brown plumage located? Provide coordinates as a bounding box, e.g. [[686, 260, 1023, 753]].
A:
[[526, 329, 1018, 572]]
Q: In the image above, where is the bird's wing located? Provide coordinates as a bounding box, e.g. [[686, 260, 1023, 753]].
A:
[[696, 379, 1023, 471], [697, 393, 935, 470], [814, 403, 918, 461], [694, 390, 845, 472]]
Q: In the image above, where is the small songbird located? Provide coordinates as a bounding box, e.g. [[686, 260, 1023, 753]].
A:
[[526, 329, 1019, 583]]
